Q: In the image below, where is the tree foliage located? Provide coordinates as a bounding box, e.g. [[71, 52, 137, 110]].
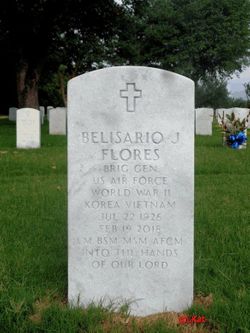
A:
[[195, 78, 231, 108], [196, 78, 249, 108], [111, 0, 250, 81], [0, 0, 250, 111], [0, 0, 122, 109]]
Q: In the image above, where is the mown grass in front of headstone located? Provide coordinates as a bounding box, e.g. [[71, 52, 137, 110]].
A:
[[194, 125, 250, 333], [0, 119, 249, 333]]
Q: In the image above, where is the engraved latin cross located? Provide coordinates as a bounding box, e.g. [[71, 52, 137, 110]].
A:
[[120, 83, 142, 112]]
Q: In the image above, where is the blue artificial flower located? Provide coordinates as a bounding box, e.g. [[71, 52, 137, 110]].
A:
[[231, 141, 239, 149], [236, 131, 247, 144], [228, 134, 236, 143], [228, 131, 247, 149]]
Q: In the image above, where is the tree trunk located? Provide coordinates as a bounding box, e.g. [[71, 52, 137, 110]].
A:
[[58, 70, 67, 107], [16, 61, 40, 109]]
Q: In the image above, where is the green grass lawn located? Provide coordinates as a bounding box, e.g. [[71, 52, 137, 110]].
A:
[[0, 119, 249, 333]]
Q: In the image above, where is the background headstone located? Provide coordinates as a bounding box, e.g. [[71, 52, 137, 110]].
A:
[[230, 108, 249, 148], [231, 108, 250, 128], [195, 108, 213, 135], [216, 108, 249, 149], [68, 67, 194, 316], [9, 107, 17, 121], [216, 108, 229, 125], [16, 108, 41, 148], [39, 106, 45, 124], [49, 107, 67, 135], [216, 108, 250, 127], [46, 106, 54, 121]]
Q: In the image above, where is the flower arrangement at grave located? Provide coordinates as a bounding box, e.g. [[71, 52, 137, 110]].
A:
[[218, 111, 250, 149]]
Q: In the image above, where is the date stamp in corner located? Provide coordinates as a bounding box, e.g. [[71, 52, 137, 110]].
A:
[[178, 315, 207, 325]]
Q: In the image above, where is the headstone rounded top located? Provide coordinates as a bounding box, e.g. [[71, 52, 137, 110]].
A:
[[68, 66, 194, 120], [17, 107, 40, 112], [68, 66, 194, 86]]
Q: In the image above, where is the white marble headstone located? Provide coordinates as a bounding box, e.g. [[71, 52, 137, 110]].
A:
[[39, 106, 45, 124], [216, 108, 229, 125], [47, 106, 54, 121], [49, 107, 67, 135], [9, 107, 17, 121], [68, 66, 194, 316], [16, 108, 41, 148], [195, 108, 213, 135], [216, 108, 250, 127], [231, 108, 250, 128]]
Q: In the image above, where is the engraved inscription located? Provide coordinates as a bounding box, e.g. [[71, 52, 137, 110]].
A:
[[78, 130, 182, 270]]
